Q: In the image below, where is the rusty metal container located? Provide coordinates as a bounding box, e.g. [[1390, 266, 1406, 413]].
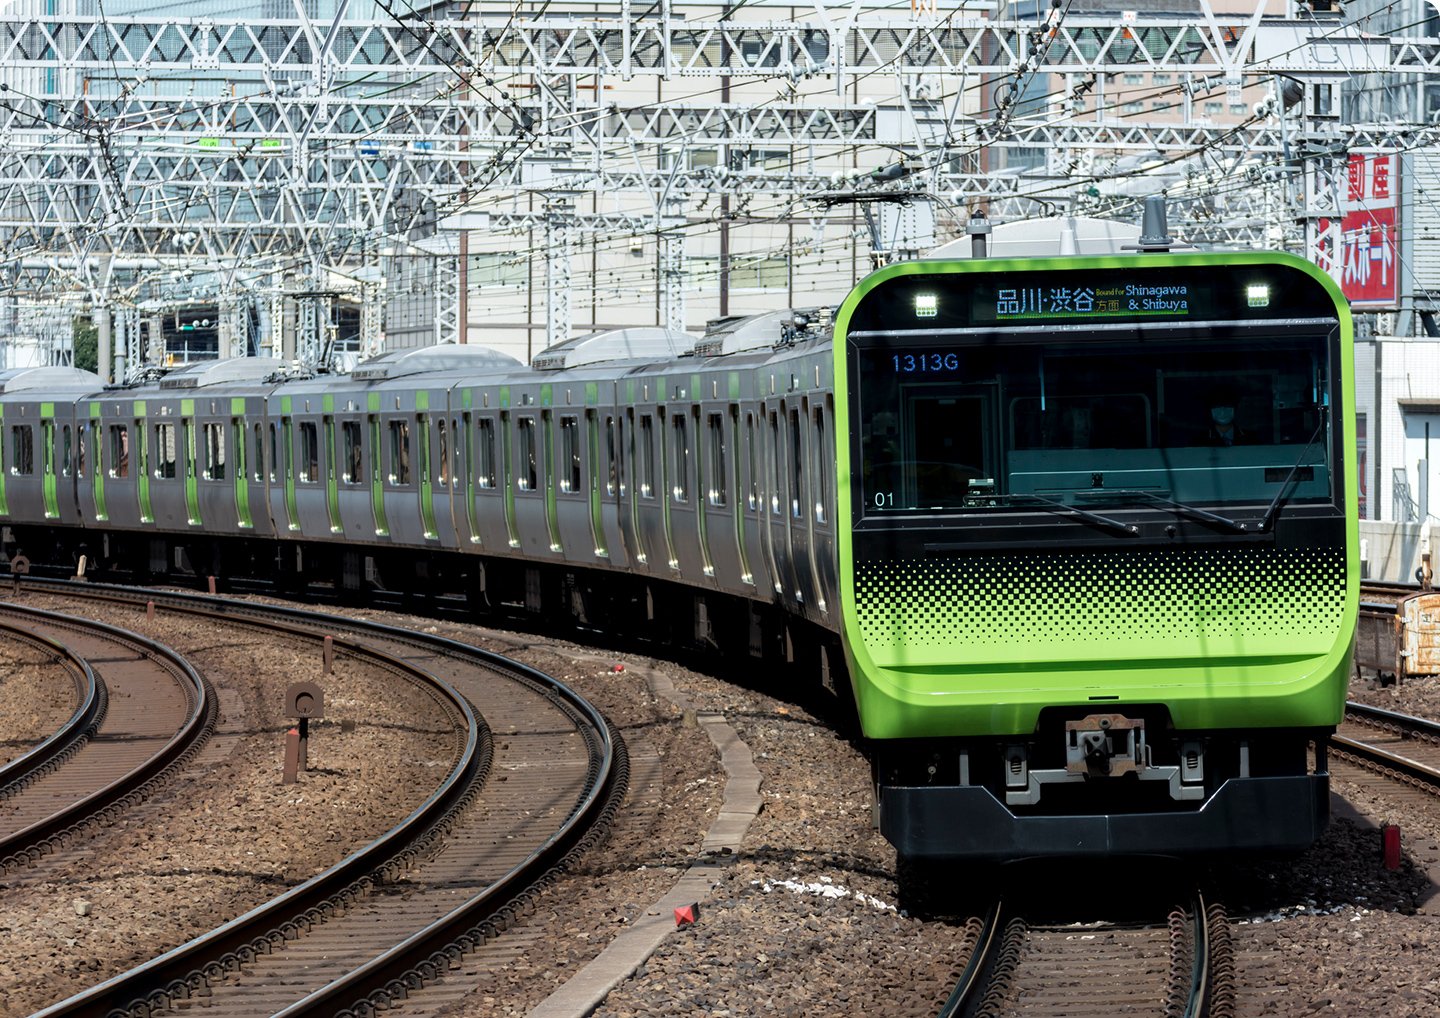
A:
[[1398, 592, 1440, 679]]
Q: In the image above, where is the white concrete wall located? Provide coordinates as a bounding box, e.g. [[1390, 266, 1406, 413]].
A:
[[1361, 519, 1440, 583]]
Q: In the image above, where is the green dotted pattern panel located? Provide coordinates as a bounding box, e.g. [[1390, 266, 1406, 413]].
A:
[[853, 548, 1346, 663]]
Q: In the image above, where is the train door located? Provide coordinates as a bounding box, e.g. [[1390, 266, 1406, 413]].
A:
[[665, 404, 703, 577], [335, 412, 369, 539], [509, 410, 548, 556], [585, 409, 610, 561], [381, 414, 422, 547], [634, 407, 663, 571], [701, 403, 742, 590], [600, 410, 629, 567], [786, 400, 817, 611], [738, 408, 766, 593], [540, 409, 562, 553], [619, 407, 644, 566], [458, 409, 481, 547], [366, 412, 388, 538], [499, 411, 519, 548], [810, 395, 837, 617], [199, 413, 234, 531], [554, 411, 592, 558], [40, 411, 59, 520], [763, 405, 793, 599], [473, 412, 510, 550]]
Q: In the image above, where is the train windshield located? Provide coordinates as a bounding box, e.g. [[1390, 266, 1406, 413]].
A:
[[855, 331, 1334, 519]]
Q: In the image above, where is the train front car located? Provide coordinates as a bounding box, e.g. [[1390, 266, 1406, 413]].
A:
[[835, 252, 1357, 864]]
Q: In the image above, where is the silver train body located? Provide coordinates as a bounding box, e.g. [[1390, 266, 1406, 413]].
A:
[[0, 316, 844, 677]]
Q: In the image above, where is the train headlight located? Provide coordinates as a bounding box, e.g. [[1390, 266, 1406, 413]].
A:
[[1246, 284, 1270, 308], [914, 293, 938, 318]]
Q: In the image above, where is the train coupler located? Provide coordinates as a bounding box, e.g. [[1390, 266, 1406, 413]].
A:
[[1004, 714, 1206, 806]]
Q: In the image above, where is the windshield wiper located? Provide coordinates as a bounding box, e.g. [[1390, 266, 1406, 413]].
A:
[[1086, 490, 1248, 533], [1012, 495, 1139, 537], [1259, 409, 1329, 533]]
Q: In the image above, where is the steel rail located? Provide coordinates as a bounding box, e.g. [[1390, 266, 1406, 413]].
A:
[[22, 577, 623, 1018], [29, 597, 482, 1018], [0, 617, 106, 799], [935, 899, 1005, 1018], [0, 603, 214, 869], [1334, 702, 1440, 792]]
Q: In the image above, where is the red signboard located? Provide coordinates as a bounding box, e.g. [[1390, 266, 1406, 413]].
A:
[[1316, 153, 1399, 308]]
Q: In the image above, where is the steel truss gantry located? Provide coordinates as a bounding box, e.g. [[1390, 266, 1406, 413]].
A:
[[0, 2, 1432, 370]]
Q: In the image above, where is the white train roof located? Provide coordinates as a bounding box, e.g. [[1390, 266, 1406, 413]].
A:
[[0, 365, 104, 395]]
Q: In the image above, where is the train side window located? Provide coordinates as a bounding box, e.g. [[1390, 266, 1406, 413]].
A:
[[639, 414, 655, 499], [477, 418, 496, 488], [11, 425, 33, 475], [299, 422, 319, 483], [253, 423, 265, 483], [389, 419, 411, 485], [560, 416, 580, 493], [109, 425, 129, 478], [342, 421, 362, 484], [517, 417, 537, 491], [746, 412, 758, 511], [672, 414, 690, 503], [204, 423, 226, 481], [812, 404, 828, 524], [708, 413, 726, 506], [154, 423, 177, 479], [62, 425, 73, 477], [437, 418, 449, 487]]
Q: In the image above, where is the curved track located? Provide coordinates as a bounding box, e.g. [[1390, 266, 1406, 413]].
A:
[[0, 603, 215, 873], [939, 892, 1233, 1018], [1333, 702, 1440, 799], [18, 579, 626, 1018]]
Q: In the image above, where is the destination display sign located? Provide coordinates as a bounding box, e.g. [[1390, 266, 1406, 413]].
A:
[[979, 281, 1203, 323]]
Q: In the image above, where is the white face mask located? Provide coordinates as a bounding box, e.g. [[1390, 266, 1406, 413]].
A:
[[1210, 406, 1235, 426]]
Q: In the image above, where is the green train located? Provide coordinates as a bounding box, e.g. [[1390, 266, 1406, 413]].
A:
[[837, 251, 1356, 862], [1, 248, 1353, 868]]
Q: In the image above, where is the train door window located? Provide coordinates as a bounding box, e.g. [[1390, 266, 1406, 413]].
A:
[[342, 421, 362, 484], [10, 425, 33, 475], [708, 413, 727, 506], [269, 423, 279, 484], [541, 411, 556, 499], [812, 404, 828, 524], [204, 423, 226, 480], [62, 425, 73, 477], [299, 422, 319, 483], [231, 420, 245, 481], [639, 413, 655, 498], [477, 418, 496, 488], [155, 423, 177, 479], [746, 413, 758, 511], [672, 413, 690, 503], [436, 417, 449, 487], [768, 411, 782, 515], [86, 424, 98, 478], [253, 423, 265, 482], [388, 419, 411, 485], [517, 417, 538, 491], [789, 408, 804, 519], [560, 416, 580, 493], [109, 425, 129, 478], [605, 415, 621, 496], [418, 415, 432, 485], [42, 422, 54, 478]]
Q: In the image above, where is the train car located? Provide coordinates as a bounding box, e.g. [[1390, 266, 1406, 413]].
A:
[[836, 251, 1357, 863]]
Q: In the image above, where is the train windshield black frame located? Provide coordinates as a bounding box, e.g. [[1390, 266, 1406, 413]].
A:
[[851, 324, 1337, 521]]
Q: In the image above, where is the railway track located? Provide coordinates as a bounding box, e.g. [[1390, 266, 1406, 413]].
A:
[[12, 578, 627, 1018], [938, 890, 1233, 1017], [1332, 702, 1440, 803], [0, 603, 216, 873]]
